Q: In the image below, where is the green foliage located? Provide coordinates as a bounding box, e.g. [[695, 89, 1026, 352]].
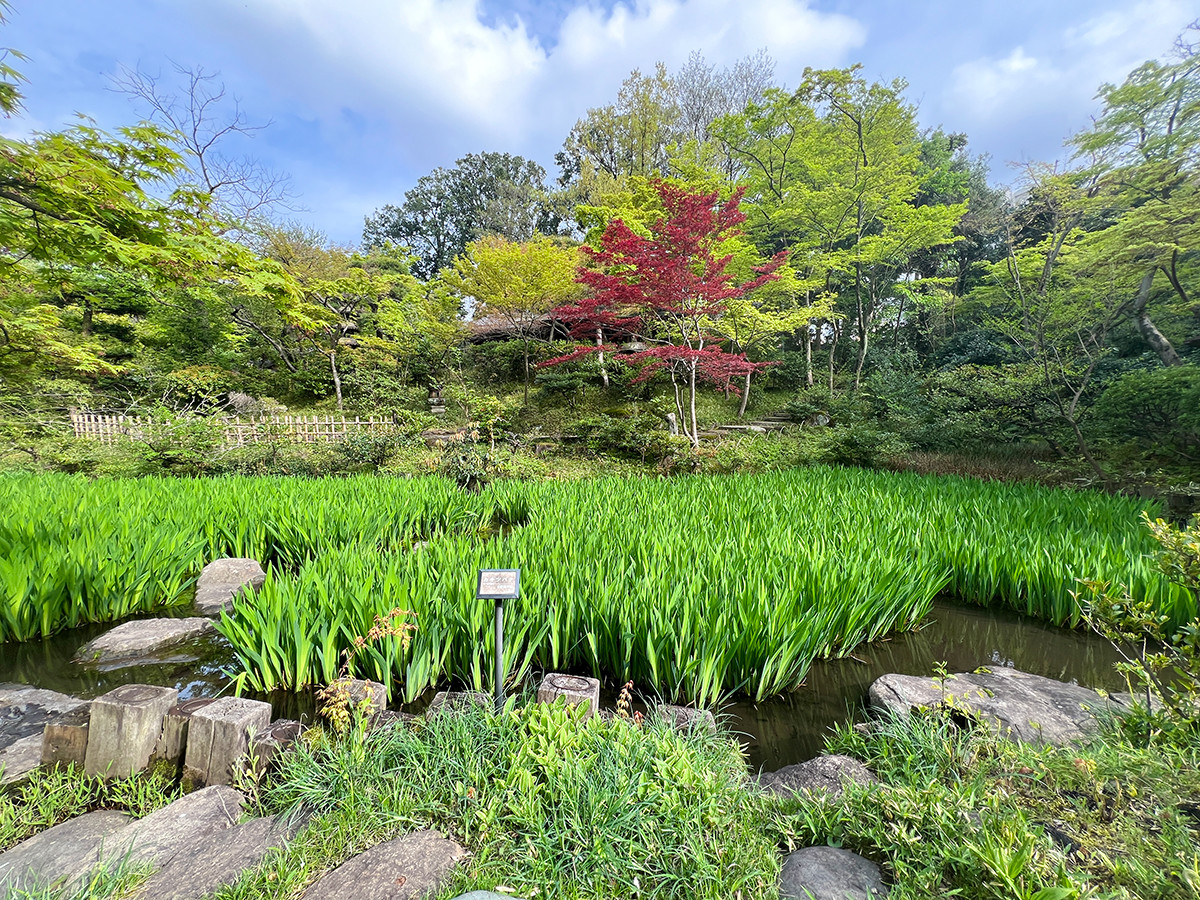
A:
[[788, 708, 1200, 900], [0, 764, 181, 853], [1090, 366, 1200, 461], [260, 701, 776, 900], [811, 423, 910, 469], [437, 440, 493, 492]]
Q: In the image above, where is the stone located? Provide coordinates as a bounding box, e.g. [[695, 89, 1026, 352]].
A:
[[41, 705, 92, 769], [426, 691, 489, 716], [759, 755, 878, 800], [302, 830, 466, 900], [183, 696, 272, 786], [536, 673, 601, 717], [0, 810, 133, 895], [75, 618, 215, 668], [249, 718, 304, 775], [449, 894, 512, 900], [91, 785, 243, 876], [779, 846, 889, 900], [869, 666, 1126, 745], [324, 678, 387, 717], [370, 710, 417, 731], [194, 558, 266, 616], [134, 814, 291, 900], [152, 698, 218, 775], [84, 684, 178, 779], [0, 734, 45, 786], [656, 703, 717, 733], [0, 684, 89, 752]]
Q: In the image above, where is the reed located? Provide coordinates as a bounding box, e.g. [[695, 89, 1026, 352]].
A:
[[1, 470, 1190, 704]]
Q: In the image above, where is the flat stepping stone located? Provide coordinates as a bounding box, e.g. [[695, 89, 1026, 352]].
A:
[[303, 830, 466, 899], [0, 684, 88, 784], [84, 785, 243, 880], [869, 666, 1130, 745], [760, 755, 877, 800], [194, 558, 266, 616], [0, 810, 132, 895], [75, 619, 216, 668], [779, 846, 889, 899], [136, 815, 292, 900]]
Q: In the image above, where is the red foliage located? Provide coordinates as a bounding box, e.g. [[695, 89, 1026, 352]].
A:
[[547, 180, 786, 375]]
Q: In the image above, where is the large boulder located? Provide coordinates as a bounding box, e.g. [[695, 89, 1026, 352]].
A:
[[74, 618, 216, 668], [760, 755, 878, 800], [194, 559, 266, 616], [779, 846, 889, 899], [869, 666, 1128, 745]]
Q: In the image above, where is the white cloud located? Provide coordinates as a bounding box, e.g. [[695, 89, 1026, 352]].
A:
[[201, 0, 865, 167], [944, 0, 1192, 165]]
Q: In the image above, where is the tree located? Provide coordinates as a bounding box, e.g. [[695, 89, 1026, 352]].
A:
[[363, 152, 555, 279], [1070, 38, 1199, 366], [115, 63, 295, 231], [443, 235, 580, 401], [550, 181, 785, 447], [712, 68, 967, 390]]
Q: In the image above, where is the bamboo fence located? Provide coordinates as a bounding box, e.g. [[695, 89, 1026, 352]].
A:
[[68, 410, 396, 446]]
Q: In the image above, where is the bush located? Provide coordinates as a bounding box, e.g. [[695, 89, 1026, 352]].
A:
[[1090, 366, 1200, 461], [811, 423, 908, 469]]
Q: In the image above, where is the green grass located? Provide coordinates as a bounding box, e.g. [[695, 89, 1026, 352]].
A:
[[771, 709, 1200, 900], [2, 469, 1194, 705], [222, 700, 777, 900], [0, 764, 182, 853]]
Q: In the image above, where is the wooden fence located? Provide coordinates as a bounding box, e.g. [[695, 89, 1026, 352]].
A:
[[69, 410, 397, 446]]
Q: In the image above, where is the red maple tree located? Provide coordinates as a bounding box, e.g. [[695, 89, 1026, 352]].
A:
[[548, 181, 785, 447]]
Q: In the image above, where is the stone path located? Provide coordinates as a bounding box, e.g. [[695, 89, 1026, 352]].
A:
[[194, 558, 266, 616], [0, 810, 132, 895], [302, 830, 466, 900]]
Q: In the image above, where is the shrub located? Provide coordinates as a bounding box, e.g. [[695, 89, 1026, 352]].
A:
[[1090, 366, 1200, 461], [812, 423, 908, 469]]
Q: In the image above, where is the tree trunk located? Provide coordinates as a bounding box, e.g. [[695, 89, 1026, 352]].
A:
[[804, 325, 813, 389], [329, 350, 343, 411], [852, 284, 869, 392], [1132, 270, 1182, 367], [522, 337, 531, 403], [687, 359, 699, 449], [81, 298, 93, 337], [595, 328, 609, 388], [738, 369, 752, 418]]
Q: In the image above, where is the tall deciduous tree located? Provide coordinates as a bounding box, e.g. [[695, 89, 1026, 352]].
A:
[[363, 152, 555, 279], [551, 181, 785, 447], [713, 68, 967, 390], [443, 235, 580, 401]]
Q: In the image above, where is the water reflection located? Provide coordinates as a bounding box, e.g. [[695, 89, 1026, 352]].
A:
[[725, 599, 1126, 771], [0, 599, 1126, 770]]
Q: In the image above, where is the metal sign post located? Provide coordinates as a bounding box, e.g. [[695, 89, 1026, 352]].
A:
[[476, 569, 520, 713]]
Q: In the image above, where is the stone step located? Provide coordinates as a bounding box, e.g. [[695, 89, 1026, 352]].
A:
[[0, 810, 132, 895], [135, 814, 295, 900], [779, 846, 889, 899], [302, 830, 466, 899], [75, 619, 217, 670], [194, 558, 266, 616], [0, 684, 89, 786]]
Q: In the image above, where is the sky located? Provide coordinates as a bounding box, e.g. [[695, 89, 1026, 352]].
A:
[[2, 0, 1195, 245]]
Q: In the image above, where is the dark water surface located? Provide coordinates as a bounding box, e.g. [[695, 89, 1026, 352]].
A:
[[0, 599, 1125, 773]]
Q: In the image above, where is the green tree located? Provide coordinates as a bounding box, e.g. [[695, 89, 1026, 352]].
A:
[[363, 152, 555, 279], [443, 235, 580, 401]]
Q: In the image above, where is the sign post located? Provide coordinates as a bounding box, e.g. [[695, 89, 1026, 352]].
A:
[[475, 569, 520, 713]]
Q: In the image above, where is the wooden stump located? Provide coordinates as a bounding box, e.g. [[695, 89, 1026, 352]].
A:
[[84, 685, 179, 779], [152, 698, 218, 776], [41, 705, 92, 769], [536, 674, 601, 718], [183, 697, 272, 787]]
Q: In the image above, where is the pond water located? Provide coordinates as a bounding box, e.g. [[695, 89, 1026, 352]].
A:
[[0, 599, 1126, 773]]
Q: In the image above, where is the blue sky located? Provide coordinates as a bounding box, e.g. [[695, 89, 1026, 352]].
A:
[[2, 0, 1194, 245]]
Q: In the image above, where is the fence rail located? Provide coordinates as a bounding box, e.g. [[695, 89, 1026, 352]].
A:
[[69, 410, 397, 446]]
